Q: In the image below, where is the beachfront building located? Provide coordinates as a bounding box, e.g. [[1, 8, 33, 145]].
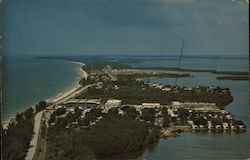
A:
[[64, 99, 101, 105]]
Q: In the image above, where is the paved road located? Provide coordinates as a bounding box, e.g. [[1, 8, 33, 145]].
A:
[[25, 111, 43, 160], [52, 84, 95, 106], [26, 83, 95, 160]]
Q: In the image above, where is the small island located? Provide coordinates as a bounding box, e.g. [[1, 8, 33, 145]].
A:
[[217, 75, 249, 81]]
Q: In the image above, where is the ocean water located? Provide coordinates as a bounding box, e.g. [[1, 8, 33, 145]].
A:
[[127, 57, 250, 160], [2, 58, 82, 122]]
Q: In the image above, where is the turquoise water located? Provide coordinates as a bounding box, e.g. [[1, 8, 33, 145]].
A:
[[2, 58, 81, 121], [127, 58, 250, 160]]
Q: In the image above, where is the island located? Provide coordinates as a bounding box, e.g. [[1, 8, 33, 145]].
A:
[[2, 60, 247, 160], [216, 75, 249, 81]]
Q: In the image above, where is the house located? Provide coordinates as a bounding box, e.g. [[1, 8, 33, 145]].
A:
[[118, 109, 124, 115], [208, 121, 212, 129], [68, 107, 75, 113], [55, 105, 63, 110], [192, 125, 198, 129], [104, 99, 122, 112], [171, 101, 181, 106], [162, 87, 171, 92], [199, 125, 205, 129], [168, 109, 177, 118], [239, 125, 246, 130], [215, 125, 222, 130], [222, 123, 229, 130]]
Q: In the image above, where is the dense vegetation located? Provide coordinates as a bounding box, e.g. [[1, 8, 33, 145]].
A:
[[46, 107, 159, 160], [132, 67, 249, 76], [2, 100, 48, 160], [217, 75, 249, 81], [118, 73, 190, 79], [77, 77, 233, 108], [2, 108, 34, 160]]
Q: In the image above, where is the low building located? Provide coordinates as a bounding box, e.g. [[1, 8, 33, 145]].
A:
[[192, 125, 198, 129], [105, 99, 122, 107], [142, 103, 160, 108], [104, 99, 122, 112], [65, 99, 101, 105], [171, 101, 181, 106], [223, 123, 229, 130]]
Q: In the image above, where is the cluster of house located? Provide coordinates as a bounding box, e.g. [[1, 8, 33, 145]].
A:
[[89, 72, 110, 82], [46, 98, 246, 132], [102, 100, 246, 132], [187, 112, 246, 131], [148, 83, 229, 95]]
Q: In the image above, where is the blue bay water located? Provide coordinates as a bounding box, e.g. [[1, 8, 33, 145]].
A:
[[2, 58, 82, 121], [127, 57, 250, 160], [140, 74, 250, 160]]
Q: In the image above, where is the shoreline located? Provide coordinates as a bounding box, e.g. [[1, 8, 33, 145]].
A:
[[46, 60, 87, 104], [2, 60, 87, 129]]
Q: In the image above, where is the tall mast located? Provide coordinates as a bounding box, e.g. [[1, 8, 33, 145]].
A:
[[174, 39, 185, 86]]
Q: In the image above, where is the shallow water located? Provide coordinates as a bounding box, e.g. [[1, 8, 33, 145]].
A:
[[2, 58, 81, 121]]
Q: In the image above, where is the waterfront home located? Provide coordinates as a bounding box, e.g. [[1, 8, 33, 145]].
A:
[[226, 114, 232, 119], [222, 123, 229, 130], [239, 125, 246, 130], [192, 125, 198, 129], [208, 121, 212, 129], [215, 125, 222, 130], [231, 125, 237, 130], [162, 87, 171, 92]]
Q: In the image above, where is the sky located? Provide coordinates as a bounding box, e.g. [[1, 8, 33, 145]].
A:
[[1, 0, 249, 57]]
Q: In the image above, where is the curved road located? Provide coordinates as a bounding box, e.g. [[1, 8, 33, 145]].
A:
[[24, 65, 89, 160], [25, 111, 43, 160]]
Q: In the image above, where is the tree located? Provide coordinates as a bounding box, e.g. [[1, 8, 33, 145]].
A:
[[35, 100, 48, 113], [24, 108, 34, 119]]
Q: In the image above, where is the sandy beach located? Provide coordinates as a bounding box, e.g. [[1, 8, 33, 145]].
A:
[[2, 60, 87, 129], [47, 61, 87, 104], [23, 61, 89, 160]]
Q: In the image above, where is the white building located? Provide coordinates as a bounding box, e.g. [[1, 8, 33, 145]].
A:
[[105, 99, 122, 107], [142, 103, 160, 108], [104, 99, 122, 112], [171, 101, 181, 106]]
